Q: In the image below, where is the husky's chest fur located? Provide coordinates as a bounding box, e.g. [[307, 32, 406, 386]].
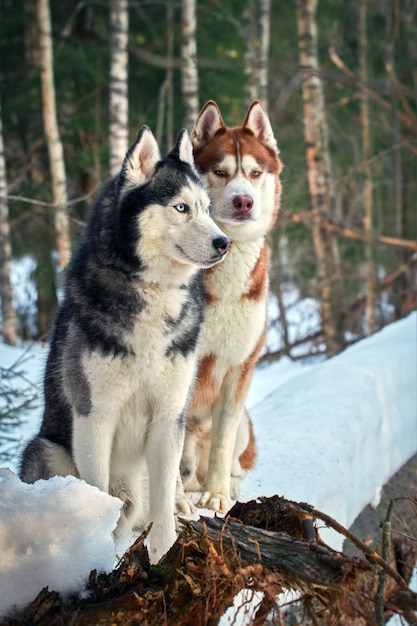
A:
[[77, 278, 201, 462], [198, 239, 268, 374], [77, 276, 202, 403], [128, 278, 202, 364], [61, 253, 204, 409]]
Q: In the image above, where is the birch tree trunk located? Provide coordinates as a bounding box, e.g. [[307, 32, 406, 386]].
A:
[[181, 0, 199, 130], [156, 0, 174, 152], [109, 0, 129, 176], [386, 0, 405, 320], [359, 0, 375, 336], [295, 0, 344, 357], [0, 97, 17, 345], [243, 0, 258, 106], [37, 0, 71, 272], [166, 0, 175, 151], [270, 238, 290, 357], [258, 0, 271, 107], [244, 0, 271, 107]]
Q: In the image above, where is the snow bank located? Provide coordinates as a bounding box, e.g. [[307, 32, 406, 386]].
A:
[[0, 469, 123, 618], [241, 312, 417, 549]]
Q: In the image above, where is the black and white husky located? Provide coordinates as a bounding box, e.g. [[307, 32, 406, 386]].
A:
[[20, 127, 230, 563]]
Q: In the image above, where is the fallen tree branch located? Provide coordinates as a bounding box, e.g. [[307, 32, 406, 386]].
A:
[[190, 516, 359, 586], [9, 496, 416, 626], [287, 499, 408, 590]]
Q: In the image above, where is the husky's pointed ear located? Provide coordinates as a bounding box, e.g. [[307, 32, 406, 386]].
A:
[[243, 100, 279, 153], [121, 125, 160, 188], [191, 100, 225, 149], [172, 129, 195, 168]]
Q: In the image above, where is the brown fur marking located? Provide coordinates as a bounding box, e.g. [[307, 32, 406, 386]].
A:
[[202, 266, 219, 304], [194, 129, 281, 178], [239, 411, 257, 470], [241, 243, 269, 302], [233, 322, 268, 408], [189, 353, 219, 411]]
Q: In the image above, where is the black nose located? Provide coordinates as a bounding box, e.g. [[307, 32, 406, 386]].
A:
[[213, 236, 231, 255]]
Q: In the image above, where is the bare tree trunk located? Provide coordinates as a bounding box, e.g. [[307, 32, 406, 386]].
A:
[[181, 0, 199, 130], [109, 0, 129, 176], [24, 0, 44, 186], [37, 0, 71, 272], [156, 81, 168, 149], [243, 0, 271, 107], [166, 0, 175, 151], [0, 97, 18, 346], [295, 0, 344, 357], [157, 0, 174, 152], [391, 98, 402, 239], [386, 0, 402, 239], [359, 0, 375, 336], [270, 237, 290, 357], [386, 0, 406, 321], [258, 0, 271, 107], [243, 0, 258, 106]]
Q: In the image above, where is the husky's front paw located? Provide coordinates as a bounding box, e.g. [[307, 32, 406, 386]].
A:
[[176, 493, 195, 516], [198, 491, 232, 514], [148, 523, 177, 565]]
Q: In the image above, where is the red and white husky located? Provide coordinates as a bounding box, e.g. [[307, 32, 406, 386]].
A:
[[180, 100, 282, 512]]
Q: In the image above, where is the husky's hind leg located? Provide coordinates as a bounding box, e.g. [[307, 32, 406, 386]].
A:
[[111, 462, 148, 538], [230, 409, 256, 499], [175, 472, 195, 515], [20, 436, 78, 483]]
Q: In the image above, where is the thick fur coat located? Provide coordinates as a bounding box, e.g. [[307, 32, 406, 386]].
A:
[[20, 127, 229, 562], [180, 100, 282, 512]]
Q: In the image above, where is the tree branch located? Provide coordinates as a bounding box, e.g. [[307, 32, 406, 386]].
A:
[[328, 45, 417, 133], [284, 210, 417, 252]]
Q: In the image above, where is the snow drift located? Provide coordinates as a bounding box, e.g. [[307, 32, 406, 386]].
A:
[[0, 470, 122, 617], [242, 312, 417, 548]]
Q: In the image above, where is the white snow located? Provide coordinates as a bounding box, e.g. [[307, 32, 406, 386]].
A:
[[10, 255, 38, 338], [244, 311, 417, 549], [0, 469, 122, 617], [0, 312, 416, 620]]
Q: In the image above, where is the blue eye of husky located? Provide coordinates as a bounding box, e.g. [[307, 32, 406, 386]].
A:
[[174, 203, 188, 213]]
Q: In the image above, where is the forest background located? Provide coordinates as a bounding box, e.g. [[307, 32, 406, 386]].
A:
[[0, 0, 416, 359]]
